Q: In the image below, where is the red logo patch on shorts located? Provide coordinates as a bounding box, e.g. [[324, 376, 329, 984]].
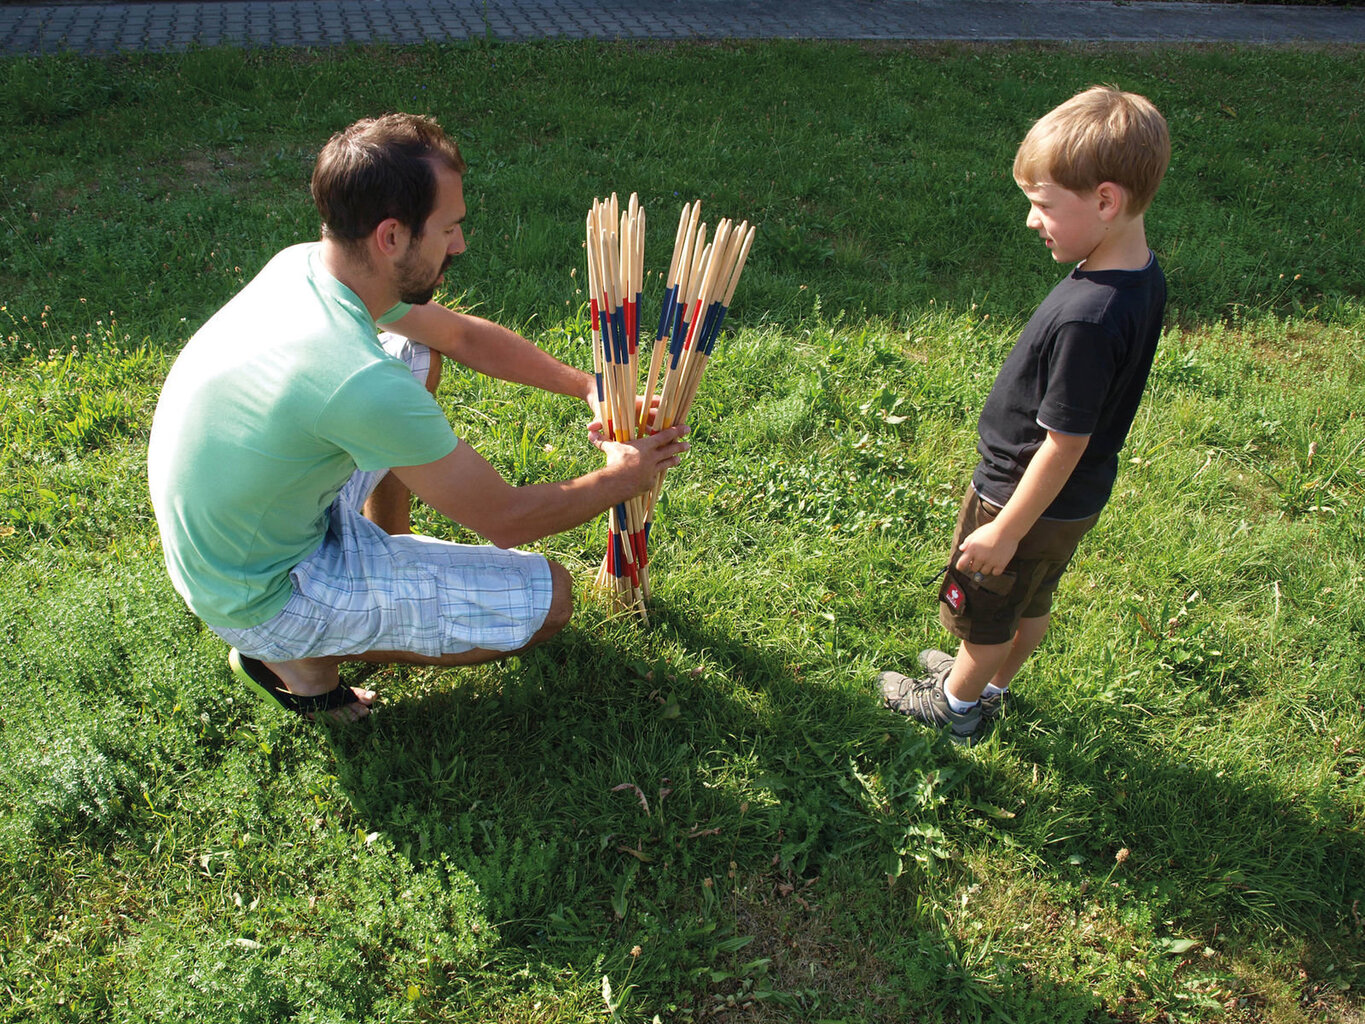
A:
[[944, 580, 965, 612]]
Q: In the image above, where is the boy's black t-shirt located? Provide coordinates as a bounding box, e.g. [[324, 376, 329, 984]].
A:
[[972, 256, 1166, 520]]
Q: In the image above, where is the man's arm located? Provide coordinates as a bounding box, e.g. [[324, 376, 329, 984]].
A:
[[384, 301, 597, 407], [392, 425, 689, 550], [957, 429, 1089, 576]]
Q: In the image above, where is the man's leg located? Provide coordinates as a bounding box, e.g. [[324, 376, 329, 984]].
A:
[[362, 472, 414, 535], [264, 559, 574, 719], [350, 558, 573, 668], [362, 349, 442, 535]]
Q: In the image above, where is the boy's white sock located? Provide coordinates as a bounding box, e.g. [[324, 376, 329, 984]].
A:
[[942, 679, 979, 714], [983, 683, 1009, 699]]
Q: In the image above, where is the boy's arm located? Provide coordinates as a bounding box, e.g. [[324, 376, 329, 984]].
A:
[[957, 429, 1090, 576]]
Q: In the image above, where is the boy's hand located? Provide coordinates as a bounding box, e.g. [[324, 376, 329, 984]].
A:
[[959, 431, 1089, 577], [956, 521, 1018, 577]]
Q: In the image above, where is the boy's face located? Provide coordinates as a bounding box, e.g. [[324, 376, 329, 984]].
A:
[[1019, 182, 1108, 265]]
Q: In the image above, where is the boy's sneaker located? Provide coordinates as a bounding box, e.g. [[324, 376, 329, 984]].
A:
[[917, 648, 954, 683], [978, 689, 1008, 721], [916, 649, 1009, 721], [879, 671, 981, 745]]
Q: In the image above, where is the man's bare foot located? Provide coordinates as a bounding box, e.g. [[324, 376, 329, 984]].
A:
[[265, 657, 375, 721], [229, 649, 374, 722]]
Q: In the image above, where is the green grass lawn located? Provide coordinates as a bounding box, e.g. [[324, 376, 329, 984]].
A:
[[2, 40, 1363, 1023]]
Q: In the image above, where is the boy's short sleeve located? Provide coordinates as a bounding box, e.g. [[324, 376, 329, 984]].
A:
[[973, 260, 1164, 520], [1036, 321, 1123, 437]]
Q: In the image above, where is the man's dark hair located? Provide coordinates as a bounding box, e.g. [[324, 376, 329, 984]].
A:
[[311, 113, 467, 248]]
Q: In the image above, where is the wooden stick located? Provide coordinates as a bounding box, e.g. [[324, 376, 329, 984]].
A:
[[587, 198, 649, 620], [652, 218, 707, 433], [583, 195, 753, 621], [661, 217, 730, 432], [640, 202, 693, 434], [675, 222, 752, 422]]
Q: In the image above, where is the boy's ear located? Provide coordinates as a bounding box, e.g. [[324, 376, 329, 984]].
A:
[[1095, 181, 1127, 221]]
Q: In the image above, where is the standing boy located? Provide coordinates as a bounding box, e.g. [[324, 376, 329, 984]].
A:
[[880, 86, 1170, 744]]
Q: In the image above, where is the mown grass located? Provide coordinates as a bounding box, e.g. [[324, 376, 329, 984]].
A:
[[2, 40, 1363, 1024]]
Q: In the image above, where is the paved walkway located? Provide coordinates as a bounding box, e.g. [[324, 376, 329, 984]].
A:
[[3, 0, 1363, 56]]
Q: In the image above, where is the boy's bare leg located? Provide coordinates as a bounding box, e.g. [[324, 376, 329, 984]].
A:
[[987, 613, 1050, 691], [262, 561, 574, 719], [945, 613, 1051, 704], [942, 640, 1011, 705]]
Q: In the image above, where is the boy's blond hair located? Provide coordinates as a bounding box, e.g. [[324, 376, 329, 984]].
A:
[[1013, 86, 1170, 215]]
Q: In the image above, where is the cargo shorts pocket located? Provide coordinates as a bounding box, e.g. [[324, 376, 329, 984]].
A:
[[938, 564, 1018, 619]]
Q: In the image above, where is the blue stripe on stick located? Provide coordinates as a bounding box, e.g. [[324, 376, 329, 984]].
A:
[[695, 302, 720, 355], [610, 308, 628, 363], [671, 290, 687, 344], [701, 302, 729, 355], [655, 284, 677, 341], [668, 314, 686, 369], [599, 330, 613, 377]]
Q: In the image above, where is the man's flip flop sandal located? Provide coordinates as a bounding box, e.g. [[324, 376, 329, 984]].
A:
[[228, 648, 360, 718]]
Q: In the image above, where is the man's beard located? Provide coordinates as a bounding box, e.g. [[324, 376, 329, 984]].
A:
[[396, 250, 452, 306]]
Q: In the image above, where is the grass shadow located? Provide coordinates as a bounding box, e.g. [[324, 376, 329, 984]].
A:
[[949, 678, 1365, 1011], [319, 593, 1144, 1018]]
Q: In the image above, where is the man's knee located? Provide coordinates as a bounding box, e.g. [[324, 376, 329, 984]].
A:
[[543, 560, 574, 633]]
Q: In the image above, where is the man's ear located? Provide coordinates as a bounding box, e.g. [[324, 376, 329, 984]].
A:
[[1095, 181, 1127, 222], [373, 217, 408, 258]]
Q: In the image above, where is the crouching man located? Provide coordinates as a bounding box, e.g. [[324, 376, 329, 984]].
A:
[[148, 113, 687, 720]]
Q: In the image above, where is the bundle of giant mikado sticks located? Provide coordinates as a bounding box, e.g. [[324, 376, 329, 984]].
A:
[[584, 194, 756, 623]]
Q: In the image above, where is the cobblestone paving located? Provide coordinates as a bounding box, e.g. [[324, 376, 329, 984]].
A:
[[3, 0, 1363, 56]]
